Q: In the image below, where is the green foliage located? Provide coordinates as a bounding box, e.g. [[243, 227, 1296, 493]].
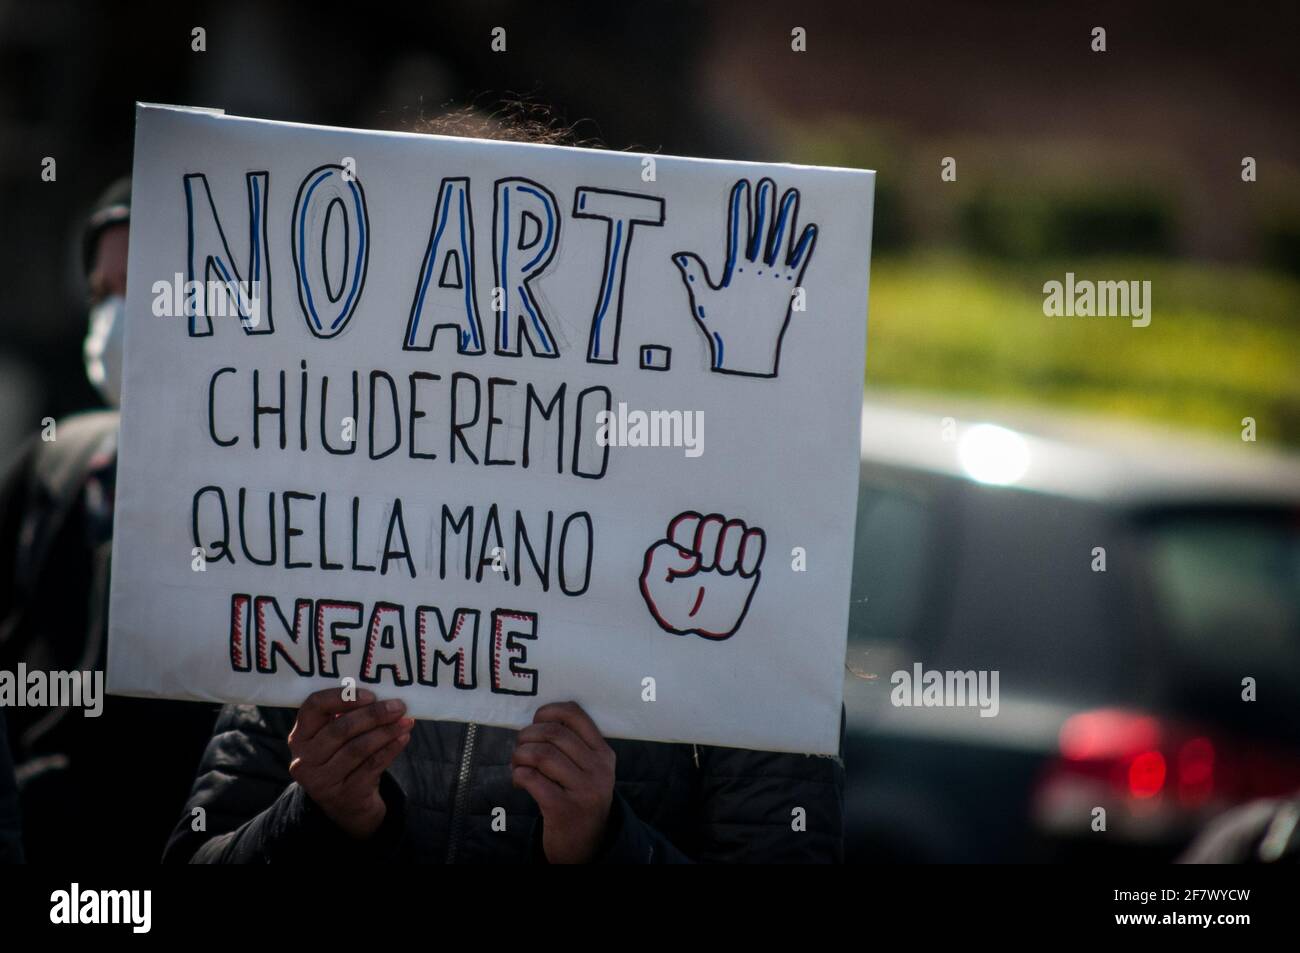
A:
[[866, 255, 1300, 446], [1262, 218, 1300, 277], [958, 188, 1176, 259]]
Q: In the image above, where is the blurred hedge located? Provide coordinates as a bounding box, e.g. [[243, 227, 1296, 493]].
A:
[[866, 254, 1300, 448], [958, 187, 1176, 259]]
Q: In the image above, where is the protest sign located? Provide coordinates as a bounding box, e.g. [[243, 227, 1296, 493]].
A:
[[107, 103, 874, 754]]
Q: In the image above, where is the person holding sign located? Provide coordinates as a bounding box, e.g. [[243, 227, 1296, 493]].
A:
[[166, 689, 844, 863], [156, 112, 849, 864]]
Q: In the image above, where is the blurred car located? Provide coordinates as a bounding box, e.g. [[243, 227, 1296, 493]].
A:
[[843, 395, 1300, 862]]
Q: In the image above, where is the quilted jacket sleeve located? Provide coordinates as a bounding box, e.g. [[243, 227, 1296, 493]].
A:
[[163, 703, 406, 864], [594, 709, 845, 864]]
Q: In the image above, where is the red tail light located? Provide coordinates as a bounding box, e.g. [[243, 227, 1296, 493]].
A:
[[1040, 702, 1300, 837], [1176, 737, 1215, 804], [1038, 708, 1300, 838], [1056, 709, 1179, 799], [1059, 709, 1161, 762], [1128, 750, 1167, 799]]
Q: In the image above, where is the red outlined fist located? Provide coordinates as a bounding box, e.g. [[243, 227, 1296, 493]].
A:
[[638, 511, 766, 640]]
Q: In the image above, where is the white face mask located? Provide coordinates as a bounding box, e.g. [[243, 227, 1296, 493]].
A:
[[84, 294, 125, 407]]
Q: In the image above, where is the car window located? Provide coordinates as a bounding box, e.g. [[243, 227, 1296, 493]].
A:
[[933, 485, 1143, 701], [1144, 508, 1300, 721], [848, 476, 933, 647]]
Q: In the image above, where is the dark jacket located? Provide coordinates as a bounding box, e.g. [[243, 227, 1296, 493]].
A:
[[0, 411, 217, 861], [0, 710, 21, 863], [164, 703, 845, 863]]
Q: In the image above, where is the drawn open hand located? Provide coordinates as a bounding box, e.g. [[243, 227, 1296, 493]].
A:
[[672, 177, 819, 378], [639, 511, 766, 640]]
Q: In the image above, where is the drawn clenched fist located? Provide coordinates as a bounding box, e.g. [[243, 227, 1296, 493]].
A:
[[639, 511, 766, 640]]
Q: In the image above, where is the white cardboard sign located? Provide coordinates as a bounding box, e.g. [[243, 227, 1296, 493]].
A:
[[107, 103, 874, 754]]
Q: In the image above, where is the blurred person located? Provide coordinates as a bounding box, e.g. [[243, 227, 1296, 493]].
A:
[[0, 178, 218, 861], [164, 113, 845, 865]]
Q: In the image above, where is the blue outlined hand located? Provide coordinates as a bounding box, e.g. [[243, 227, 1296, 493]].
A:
[[672, 177, 818, 378]]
